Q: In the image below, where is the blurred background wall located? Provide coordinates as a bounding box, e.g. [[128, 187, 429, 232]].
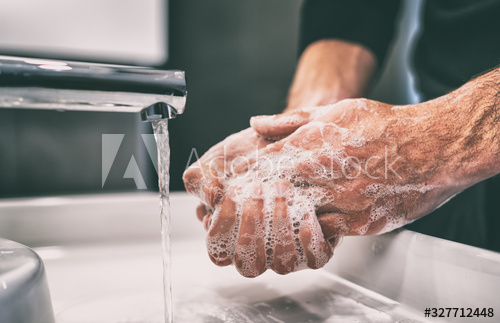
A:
[[0, 0, 166, 197], [0, 0, 422, 197]]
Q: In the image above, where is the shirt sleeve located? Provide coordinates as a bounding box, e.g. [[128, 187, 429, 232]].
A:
[[299, 0, 402, 65]]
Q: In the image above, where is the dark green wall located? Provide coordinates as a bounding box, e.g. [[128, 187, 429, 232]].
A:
[[164, 0, 303, 190]]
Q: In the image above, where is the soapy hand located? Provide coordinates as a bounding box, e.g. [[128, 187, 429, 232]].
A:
[[184, 98, 460, 277], [183, 108, 337, 277], [183, 127, 272, 221]]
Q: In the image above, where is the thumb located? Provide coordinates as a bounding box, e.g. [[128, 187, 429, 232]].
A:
[[250, 108, 317, 140]]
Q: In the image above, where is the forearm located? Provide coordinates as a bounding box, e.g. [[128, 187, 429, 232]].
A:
[[451, 68, 499, 184], [416, 67, 500, 190], [286, 39, 376, 112]]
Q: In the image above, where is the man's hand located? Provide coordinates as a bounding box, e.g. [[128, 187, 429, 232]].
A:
[[184, 68, 500, 278], [184, 39, 377, 236], [250, 99, 462, 238], [184, 99, 457, 277], [183, 128, 273, 223]]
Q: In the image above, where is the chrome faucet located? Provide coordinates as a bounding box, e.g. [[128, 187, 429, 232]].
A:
[[0, 56, 186, 121]]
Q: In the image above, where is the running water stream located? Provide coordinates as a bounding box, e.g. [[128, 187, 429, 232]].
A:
[[152, 119, 173, 323]]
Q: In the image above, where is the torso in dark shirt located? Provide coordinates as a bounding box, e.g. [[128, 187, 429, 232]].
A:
[[414, 0, 500, 100]]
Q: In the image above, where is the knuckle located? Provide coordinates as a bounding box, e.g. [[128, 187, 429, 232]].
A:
[[208, 249, 233, 267], [196, 204, 208, 222], [202, 213, 212, 230], [208, 253, 232, 267]]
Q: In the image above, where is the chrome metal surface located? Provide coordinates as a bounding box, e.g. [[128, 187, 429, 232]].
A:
[[0, 56, 186, 120]]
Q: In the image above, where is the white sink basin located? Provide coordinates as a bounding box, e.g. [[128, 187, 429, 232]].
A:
[[0, 192, 498, 322]]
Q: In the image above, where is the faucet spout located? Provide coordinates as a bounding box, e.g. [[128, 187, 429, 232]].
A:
[[141, 102, 178, 122], [0, 56, 187, 121]]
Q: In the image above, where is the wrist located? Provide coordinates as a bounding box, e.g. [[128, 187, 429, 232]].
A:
[[389, 102, 458, 191], [286, 40, 376, 111]]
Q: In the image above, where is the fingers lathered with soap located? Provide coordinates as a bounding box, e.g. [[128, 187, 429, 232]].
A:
[[184, 99, 459, 277]]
